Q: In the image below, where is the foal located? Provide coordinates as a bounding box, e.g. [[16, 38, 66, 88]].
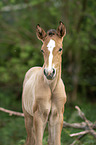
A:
[[22, 22, 67, 145]]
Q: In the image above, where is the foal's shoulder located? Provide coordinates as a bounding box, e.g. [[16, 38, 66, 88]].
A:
[[24, 67, 42, 82], [26, 67, 41, 75]]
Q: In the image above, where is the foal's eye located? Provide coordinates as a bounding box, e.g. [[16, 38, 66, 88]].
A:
[[41, 49, 44, 53], [59, 48, 62, 52]]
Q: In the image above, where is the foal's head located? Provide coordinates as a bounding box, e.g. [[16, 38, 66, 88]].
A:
[[36, 22, 66, 80]]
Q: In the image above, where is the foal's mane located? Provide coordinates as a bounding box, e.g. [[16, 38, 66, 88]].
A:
[[47, 29, 57, 37]]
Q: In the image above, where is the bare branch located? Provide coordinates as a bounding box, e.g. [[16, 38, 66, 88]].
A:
[[63, 121, 96, 129], [75, 106, 86, 120], [75, 106, 96, 138], [70, 130, 89, 137], [0, 107, 24, 117]]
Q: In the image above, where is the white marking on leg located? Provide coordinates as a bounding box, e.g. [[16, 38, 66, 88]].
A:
[[47, 39, 55, 71]]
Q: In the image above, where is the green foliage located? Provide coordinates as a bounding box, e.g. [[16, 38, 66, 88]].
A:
[[0, 117, 26, 145]]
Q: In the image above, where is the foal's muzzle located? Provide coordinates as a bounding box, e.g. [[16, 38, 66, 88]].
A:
[[44, 68, 56, 80]]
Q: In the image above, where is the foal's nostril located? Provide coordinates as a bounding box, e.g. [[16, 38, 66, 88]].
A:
[[44, 68, 56, 80], [52, 68, 55, 75], [44, 69, 47, 76]]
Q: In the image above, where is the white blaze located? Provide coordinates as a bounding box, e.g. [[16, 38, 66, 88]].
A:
[[47, 39, 55, 71]]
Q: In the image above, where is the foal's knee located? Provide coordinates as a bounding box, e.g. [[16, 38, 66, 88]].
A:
[[49, 109, 58, 126], [49, 107, 63, 126], [42, 109, 50, 122], [37, 103, 51, 123]]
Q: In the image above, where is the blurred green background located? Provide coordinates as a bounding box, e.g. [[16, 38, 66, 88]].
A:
[[0, 0, 96, 145]]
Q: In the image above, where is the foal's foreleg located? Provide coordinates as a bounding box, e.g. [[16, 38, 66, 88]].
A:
[[33, 111, 46, 145], [24, 109, 48, 145], [48, 105, 64, 145], [32, 102, 50, 145], [24, 115, 35, 145]]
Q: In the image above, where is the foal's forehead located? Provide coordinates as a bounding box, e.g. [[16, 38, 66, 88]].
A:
[[43, 35, 62, 48], [47, 39, 55, 49]]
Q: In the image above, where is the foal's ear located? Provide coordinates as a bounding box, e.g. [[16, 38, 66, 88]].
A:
[[36, 24, 47, 41], [57, 21, 66, 38]]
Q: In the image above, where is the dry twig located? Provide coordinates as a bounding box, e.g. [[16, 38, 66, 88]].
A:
[[63, 121, 96, 129], [75, 106, 96, 138], [0, 107, 24, 117], [70, 130, 89, 137], [69, 106, 96, 145]]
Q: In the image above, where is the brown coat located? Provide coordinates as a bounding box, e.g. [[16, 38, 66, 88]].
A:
[[22, 22, 67, 145]]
